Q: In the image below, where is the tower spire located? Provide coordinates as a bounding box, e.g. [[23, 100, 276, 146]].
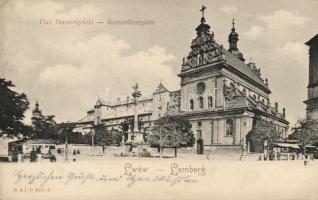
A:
[[232, 18, 235, 31], [195, 5, 211, 35], [228, 19, 245, 62], [199, 5, 207, 24], [200, 5, 207, 17], [32, 100, 43, 121]]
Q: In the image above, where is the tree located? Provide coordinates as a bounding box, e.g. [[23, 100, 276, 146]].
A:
[[32, 115, 59, 140], [0, 78, 30, 138], [57, 122, 83, 144], [247, 116, 281, 153], [94, 124, 112, 146], [290, 118, 318, 153], [82, 131, 92, 144], [119, 120, 131, 142], [148, 116, 195, 158], [110, 128, 123, 146]]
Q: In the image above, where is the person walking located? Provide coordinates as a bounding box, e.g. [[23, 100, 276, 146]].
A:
[[72, 149, 77, 162]]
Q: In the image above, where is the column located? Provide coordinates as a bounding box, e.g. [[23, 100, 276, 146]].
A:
[[234, 118, 241, 144], [210, 120, 214, 144], [217, 119, 224, 144], [213, 120, 218, 144]]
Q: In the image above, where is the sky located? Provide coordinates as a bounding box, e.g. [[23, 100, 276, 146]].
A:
[[1, 0, 317, 126]]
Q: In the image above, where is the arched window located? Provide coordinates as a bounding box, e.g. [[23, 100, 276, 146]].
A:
[[189, 99, 194, 110], [198, 96, 203, 109], [226, 119, 234, 136], [208, 96, 213, 108]]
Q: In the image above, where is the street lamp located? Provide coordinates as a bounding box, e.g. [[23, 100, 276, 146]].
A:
[[83, 124, 96, 157], [90, 129, 96, 156], [65, 131, 68, 161]]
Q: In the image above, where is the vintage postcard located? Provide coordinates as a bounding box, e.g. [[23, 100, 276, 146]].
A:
[[0, 0, 318, 199]]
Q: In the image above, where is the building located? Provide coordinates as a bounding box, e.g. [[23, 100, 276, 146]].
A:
[[75, 7, 289, 154], [304, 34, 318, 122]]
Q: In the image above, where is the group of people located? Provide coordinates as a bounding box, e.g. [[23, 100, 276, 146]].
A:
[[262, 149, 314, 161], [11, 147, 56, 162]]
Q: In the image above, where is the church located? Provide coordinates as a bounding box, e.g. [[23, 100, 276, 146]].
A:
[[74, 6, 289, 154]]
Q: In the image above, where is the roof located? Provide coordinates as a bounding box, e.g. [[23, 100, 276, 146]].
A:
[[26, 139, 56, 144], [77, 107, 152, 124], [223, 48, 269, 91], [153, 83, 169, 94], [305, 34, 318, 46], [10, 139, 56, 145], [272, 142, 300, 149], [77, 115, 95, 123], [101, 109, 152, 120]]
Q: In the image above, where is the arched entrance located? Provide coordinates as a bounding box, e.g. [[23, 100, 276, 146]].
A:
[[197, 138, 204, 154]]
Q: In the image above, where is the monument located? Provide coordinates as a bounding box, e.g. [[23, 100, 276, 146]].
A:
[[122, 83, 145, 156]]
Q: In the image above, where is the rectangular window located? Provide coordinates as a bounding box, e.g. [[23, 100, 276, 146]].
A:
[[208, 96, 213, 109], [226, 119, 234, 136]]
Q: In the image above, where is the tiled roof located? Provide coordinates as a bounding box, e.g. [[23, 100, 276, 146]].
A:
[[222, 48, 269, 91]]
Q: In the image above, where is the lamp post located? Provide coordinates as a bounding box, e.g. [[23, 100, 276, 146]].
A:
[[60, 122, 71, 161], [91, 129, 95, 156], [65, 133, 68, 161], [83, 124, 96, 157]]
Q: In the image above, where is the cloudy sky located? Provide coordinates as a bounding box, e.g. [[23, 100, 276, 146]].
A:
[[1, 0, 317, 126]]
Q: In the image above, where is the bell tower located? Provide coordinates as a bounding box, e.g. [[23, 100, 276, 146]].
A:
[[228, 19, 245, 62], [304, 34, 318, 121], [31, 101, 43, 121]]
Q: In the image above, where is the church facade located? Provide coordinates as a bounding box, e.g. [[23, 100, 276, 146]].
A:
[[75, 8, 289, 154]]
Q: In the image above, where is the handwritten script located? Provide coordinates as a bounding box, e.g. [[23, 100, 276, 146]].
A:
[[13, 170, 198, 188]]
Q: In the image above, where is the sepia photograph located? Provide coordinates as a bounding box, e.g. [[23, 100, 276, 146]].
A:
[[0, 0, 318, 199]]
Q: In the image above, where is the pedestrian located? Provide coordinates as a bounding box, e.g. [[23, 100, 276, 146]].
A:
[[30, 150, 38, 162], [72, 149, 77, 162]]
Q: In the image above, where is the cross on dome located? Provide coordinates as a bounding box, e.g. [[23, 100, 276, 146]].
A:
[[200, 5, 207, 17]]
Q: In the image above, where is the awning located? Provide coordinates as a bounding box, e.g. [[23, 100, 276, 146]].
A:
[[272, 143, 300, 149], [305, 145, 317, 149]]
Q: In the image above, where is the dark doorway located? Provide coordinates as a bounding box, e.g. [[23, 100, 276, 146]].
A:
[[197, 139, 204, 154]]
